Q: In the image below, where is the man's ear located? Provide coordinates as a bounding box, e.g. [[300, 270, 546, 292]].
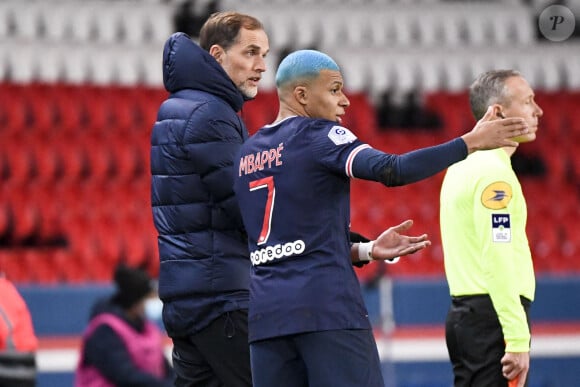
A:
[[491, 104, 505, 119], [294, 86, 308, 105], [209, 45, 223, 64]]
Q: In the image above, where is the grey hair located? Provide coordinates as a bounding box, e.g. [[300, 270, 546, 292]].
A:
[[469, 69, 521, 120]]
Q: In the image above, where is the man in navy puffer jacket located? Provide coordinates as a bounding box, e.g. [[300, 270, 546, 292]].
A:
[[150, 12, 269, 386]]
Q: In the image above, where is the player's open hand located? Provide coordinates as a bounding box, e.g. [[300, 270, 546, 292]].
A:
[[372, 219, 431, 261], [462, 106, 528, 153]]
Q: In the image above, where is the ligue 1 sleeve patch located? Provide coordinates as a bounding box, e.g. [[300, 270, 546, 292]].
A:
[[491, 214, 511, 243], [481, 181, 513, 209], [327, 125, 357, 145]]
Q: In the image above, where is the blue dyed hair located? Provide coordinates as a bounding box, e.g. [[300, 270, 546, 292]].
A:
[[275, 50, 340, 88]]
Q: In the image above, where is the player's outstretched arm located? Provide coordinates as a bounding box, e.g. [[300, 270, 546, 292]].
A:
[[352, 220, 431, 264], [461, 106, 528, 154]]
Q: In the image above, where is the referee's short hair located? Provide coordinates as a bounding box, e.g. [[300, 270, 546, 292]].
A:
[[469, 69, 521, 120]]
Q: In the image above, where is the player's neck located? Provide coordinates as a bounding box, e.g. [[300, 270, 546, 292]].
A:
[[275, 105, 304, 124]]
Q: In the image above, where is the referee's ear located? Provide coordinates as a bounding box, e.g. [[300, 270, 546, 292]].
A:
[[491, 104, 505, 120]]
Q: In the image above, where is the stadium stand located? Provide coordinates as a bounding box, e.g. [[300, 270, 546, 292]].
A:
[[0, 0, 577, 283]]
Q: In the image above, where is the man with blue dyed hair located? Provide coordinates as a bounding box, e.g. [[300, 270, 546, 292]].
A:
[[233, 49, 530, 387], [275, 49, 340, 87]]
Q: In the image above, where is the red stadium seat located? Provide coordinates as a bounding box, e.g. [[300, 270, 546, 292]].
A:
[[534, 91, 565, 138], [341, 92, 378, 142], [1, 79, 576, 284], [0, 203, 11, 242], [3, 134, 36, 184], [109, 135, 144, 182], [31, 137, 62, 182], [56, 136, 89, 183], [0, 88, 28, 134], [52, 86, 87, 135], [59, 251, 90, 284], [82, 134, 115, 182], [241, 93, 278, 135], [0, 250, 27, 283], [424, 92, 472, 137], [22, 249, 60, 284], [23, 84, 58, 136], [8, 194, 41, 245]]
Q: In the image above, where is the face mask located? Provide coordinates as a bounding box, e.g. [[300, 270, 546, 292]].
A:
[[144, 297, 164, 322]]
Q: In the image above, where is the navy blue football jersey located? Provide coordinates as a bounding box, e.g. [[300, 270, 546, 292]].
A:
[[233, 116, 373, 343]]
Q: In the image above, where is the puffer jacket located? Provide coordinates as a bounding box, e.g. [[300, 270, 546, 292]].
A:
[[151, 32, 250, 336]]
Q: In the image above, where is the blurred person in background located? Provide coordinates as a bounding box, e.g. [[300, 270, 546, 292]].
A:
[[150, 11, 269, 386], [440, 70, 542, 387], [232, 49, 530, 387], [0, 274, 37, 387], [75, 263, 174, 387]]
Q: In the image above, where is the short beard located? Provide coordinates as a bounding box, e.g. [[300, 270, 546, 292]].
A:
[[239, 84, 258, 99]]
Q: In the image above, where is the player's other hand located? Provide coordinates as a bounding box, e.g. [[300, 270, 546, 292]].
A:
[[501, 351, 529, 387], [372, 219, 430, 261], [462, 106, 528, 153]]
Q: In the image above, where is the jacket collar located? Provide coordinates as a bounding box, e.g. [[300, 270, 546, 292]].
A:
[[162, 32, 246, 112]]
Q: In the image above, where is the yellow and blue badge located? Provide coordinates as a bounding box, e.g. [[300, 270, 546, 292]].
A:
[[481, 181, 512, 210], [492, 214, 511, 243]]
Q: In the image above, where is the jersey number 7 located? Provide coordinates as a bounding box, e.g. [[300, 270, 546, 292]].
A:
[[249, 176, 275, 245]]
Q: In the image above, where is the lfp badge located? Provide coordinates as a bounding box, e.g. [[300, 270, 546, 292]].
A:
[[492, 214, 511, 243]]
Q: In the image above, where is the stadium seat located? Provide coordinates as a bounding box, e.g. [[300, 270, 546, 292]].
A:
[[145, 3, 174, 45], [341, 92, 378, 141], [36, 44, 64, 84], [140, 45, 164, 87], [68, 3, 96, 43], [60, 44, 91, 84], [31, 138, 61, 182], [26, 88, 57, 135], [92, 2, 123, 44], [5, 42, 36, 83], [0, 2, 12, 39], [240, 90, 278, 134], [89, 47, 118, 85], [122, 6, 149, 45], [363, 9, 391, 47], [530, 225, 562, 272], [417, 54, 445, 93], [109, 137, 144, 182], [10, 200, 40, 246], [23, 249, 59, 284], [12, 1, 41, 40], [4, 136, 36, 184], [38, 2, 72, 42], [0, 90, 27, 134], [0, 201, 11, 242], [82, 137, 114, 182], [562, 56, 580, 90], [267, 10, 296, 49], [292, 11, 320, 48], [0, 249, 29, 283], [540, 145, 568, 187]]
